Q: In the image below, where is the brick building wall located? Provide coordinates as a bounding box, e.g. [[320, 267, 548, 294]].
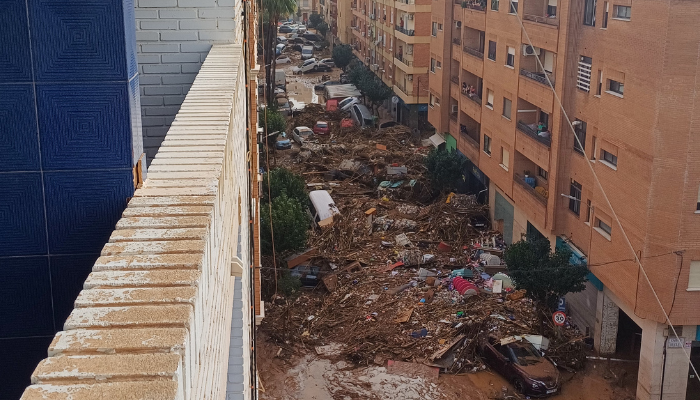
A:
[[135, 0, 244, 163]]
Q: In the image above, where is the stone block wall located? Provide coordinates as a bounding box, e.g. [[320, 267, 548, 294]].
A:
[[135, 0, 245, 163], [20, 45, 252, 400]]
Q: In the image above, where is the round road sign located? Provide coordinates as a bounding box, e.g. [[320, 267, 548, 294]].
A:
[[552, 311, 566, 326]]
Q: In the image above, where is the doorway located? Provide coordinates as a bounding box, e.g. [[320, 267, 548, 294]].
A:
[[687, 345, 700, 400]]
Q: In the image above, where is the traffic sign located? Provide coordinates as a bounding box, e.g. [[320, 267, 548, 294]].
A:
[[552, 311, 566, 326]]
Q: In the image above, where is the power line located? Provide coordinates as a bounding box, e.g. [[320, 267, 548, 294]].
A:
[[512, 9, 699, 383]]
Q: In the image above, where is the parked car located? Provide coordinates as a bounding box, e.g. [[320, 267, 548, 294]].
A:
[[339, 73, 350, 83], [275, 43, 286, 55], [292, 126, 314, 144], [314, 80, 341, 91], [276, 55, 291, 64], [290, 264, 321, 287], [338, 96, 360, 111], [301, 45, 314, 60], [297, 24, 307, 33], [302, 33, 322, 42], [277, 36, 288, 44], [314, 63, 332, 72], [350, 104, 375, 128], [308, 190, 339, 225], [279, 25, 294, 33], [275, 133, 292, 150], [319, 58, 336, 68], [292, 58, 318, 74], [479, 337, 560, 397], [313, 121, 330, 135], [289, 37, 307, 44], [278, 98, 306, 116]]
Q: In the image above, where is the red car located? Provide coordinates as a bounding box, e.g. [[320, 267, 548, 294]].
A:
[[479, 337, 560, 397], [313, 121, 330, 134]]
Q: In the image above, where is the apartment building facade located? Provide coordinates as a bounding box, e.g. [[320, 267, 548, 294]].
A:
[[427, 0, 700, 399], [345, 0, 430, 126]]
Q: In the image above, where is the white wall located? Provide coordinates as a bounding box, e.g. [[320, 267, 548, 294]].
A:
[[135, 0, 244, 163]]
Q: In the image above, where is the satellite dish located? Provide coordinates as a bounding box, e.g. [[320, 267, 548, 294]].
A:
[[391, 96, 399, 104]]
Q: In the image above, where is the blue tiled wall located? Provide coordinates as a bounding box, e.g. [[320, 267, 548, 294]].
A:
[[0, 1, 141, 398]]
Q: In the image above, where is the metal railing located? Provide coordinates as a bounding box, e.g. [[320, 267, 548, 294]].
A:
[[395, 25, 415, 36], [523, 14, 559, 26], [396, 82, 413, 95], [397, 0, 416, 4], [452, 38, 462, 46], [395, 54, 413, 66], [450, 76, 459, 84], [461, 91, 482, 105], [463, 45, 484, 59], [519, 68, 555, 87], [514, 173, 548, 204], [517, 121, 551, 147], [462, 1, 486, 10]]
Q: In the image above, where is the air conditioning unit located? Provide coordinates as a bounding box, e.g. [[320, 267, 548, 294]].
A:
[[407, 14, 414, 20], [371, 64, 379, 71], [370, 13, 375, 19], [362, 31, 365, 36], [456, 21, 462, 28], [406, 45, 413, 55], [407, 74, 413, 81], [522, 44, 540, 56], [451, 105, 458, 113]]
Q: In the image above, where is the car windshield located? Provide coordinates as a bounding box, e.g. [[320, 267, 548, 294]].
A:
[[317, 122, 328, 128], [339, 98, 353, 107], [509, 343, 542, 366]]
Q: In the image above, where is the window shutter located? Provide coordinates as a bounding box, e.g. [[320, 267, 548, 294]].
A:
[[507, 47, 515, 56]]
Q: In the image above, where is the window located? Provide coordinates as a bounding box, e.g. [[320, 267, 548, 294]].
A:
[[491, 0, 499, 11], [596, 69, 603, 95], [602, 1, 608, 27], [432, 22, 438, 36], [488, 41, 497, 61], [537, 166, 548, 180], [585, 199, 592, 223], [596, 218, 612, 235], [601, 149, 618, 166], [547, 0, 557, 17], [484, 135, 492, 155], [502, 97, 512, 119], [506, 46, 515, 67], [438, 23, 443, 30], [613, 5, 631, 20], [583, 0, 596, 26], [569, 180, 582, 215], [689, 261, 700, 290], [697, 186, 700, 212], [509, 0, 518, 13], [390, 9, 393, 23], [608, 79, 624, 96], [591, 136, 597, 160], [577, 56, 592, 92], [573, 119, 586, 153], [429, 93, 437, 107], [430, 58, 436, 72], [486, 89, 494, 108], [501, 147, 510, 169], [436, 60, 442, 68]]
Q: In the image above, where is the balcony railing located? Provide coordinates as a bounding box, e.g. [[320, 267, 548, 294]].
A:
[[517, 121, 551, 147], [514, 173, 548, 204], [396, 82, 413, 95], [463, 45, 484, 59], [523, 14, 559, 26], [461, 1, 486, 10], [395, 25, 415, 36], [395, 53, 413, 66], [460, 125, 480, 147], [450, 76, 459, 84], [397, 0, 416, 4], [452, 38, 462, 46], [461, 90, 482, 105], [351, 3, 357, 9], [520, 69, 555, 87], [450, 113, 458, 122]]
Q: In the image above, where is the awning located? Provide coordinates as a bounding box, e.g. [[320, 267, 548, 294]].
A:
[[428, 133, 445, 148]]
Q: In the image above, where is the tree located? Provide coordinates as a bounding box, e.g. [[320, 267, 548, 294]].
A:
[[317, 21, 329, 37], [424, 148, 465, 192], [262, 168, 308, 206], [308, 12, 322, 28], [347, 61, 369, 86], [259, 108, 286, 143], [260, 194, 309, 255], [261, 0, 296, 103], [332, 44, 354, 71], [503, 238, 590, 310], [361, 75, 393, 116]]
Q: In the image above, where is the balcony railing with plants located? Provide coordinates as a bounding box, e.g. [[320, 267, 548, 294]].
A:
[[519, 68, 555, 87], [514, 173, 548, 204], [517, 120, 551, 147], [463, 45, 484, 59]]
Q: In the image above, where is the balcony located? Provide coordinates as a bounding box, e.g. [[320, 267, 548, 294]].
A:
[[514, 173, 548, 204], [519, 68, 554, 88], [517, 121, 551, 147], [452, 38, 462, 46], [458, 116, 481, 162], [523, 14, 559, 26], [396, 0, 415, 4], [451, 76, 459, 85], [396, 53, 413, 66], [461, 0, 486, 11], [463, 45, 483, 59], [395, 25, 415, 36]]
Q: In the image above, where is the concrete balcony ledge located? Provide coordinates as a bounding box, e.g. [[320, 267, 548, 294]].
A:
[[21, 44, 254, 400]]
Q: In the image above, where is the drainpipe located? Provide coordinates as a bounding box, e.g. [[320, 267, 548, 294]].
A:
[[661, 336, 667, 400], [242, 1, 258, 399]]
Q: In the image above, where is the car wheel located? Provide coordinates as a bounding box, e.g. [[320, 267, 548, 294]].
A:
[[312, 65, 318, 71], [513, 379, 526, 394]]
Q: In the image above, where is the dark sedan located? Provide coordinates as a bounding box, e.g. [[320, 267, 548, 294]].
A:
[[479, 337, 560, 397]]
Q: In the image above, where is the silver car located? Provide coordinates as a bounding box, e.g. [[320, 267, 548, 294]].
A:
[[292, 126, 314, 144]]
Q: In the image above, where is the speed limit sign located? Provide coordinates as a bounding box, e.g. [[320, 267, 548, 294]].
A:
[[552, 311, 566, 326]]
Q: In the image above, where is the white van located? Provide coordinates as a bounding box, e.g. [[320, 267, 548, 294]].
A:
[[351, 104, 375, 128], [301, 45, 314, 60], [308, 190, 339, 226]]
